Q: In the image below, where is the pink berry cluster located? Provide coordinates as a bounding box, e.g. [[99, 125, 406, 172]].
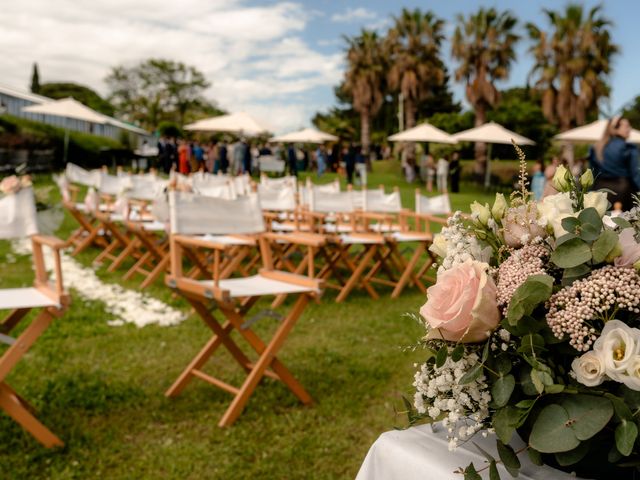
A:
[[496, 243, 548, 315], [546, 266, 640, 352]]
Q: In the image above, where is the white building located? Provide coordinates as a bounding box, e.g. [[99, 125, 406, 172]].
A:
[[0, 83, 151, 146]]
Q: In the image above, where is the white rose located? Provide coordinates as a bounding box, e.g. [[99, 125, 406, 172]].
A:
[[571, 351, 606, 387], [537, 192, 574, 238], [429, 234, 448, 258], [593, 320, 640, 378], [583, 191, 609, 217], [621, 356, 640, 391]]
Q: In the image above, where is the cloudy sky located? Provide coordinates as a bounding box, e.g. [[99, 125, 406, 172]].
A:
[[1, 0, 638, 133]]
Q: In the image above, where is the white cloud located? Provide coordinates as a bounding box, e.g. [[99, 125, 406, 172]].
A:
[[331, 7, 377, 23], [0, 0, 343, 133]]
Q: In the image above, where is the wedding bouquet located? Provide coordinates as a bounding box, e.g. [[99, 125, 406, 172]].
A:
[[410, 148, 640, 479]]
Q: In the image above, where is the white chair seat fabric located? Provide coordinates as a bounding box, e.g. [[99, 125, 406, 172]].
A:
[[200, 275, 318, 297], [392, 232, 432, 242], [340, 234, 383, 245], [0, 288, 58, 310], [199, 234, 254, 246]]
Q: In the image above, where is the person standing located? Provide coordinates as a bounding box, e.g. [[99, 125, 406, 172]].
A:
[[218, 140, 228, 174], [178, 139, 190, 174], [590, 115, 640, 210], [345, 144, 356, 185], [242, 138, 252, 175], [436, 154, 449, 193], [425, 154, 435, 192], [232, 140, 244, 175], [355, 145, 367, 186], [206, 141, 217, 173], [449, 151, 461, 193], [192, 141, 205, 172], [316, 145, 327, 178], [287, 143, 298, 177], [531, 159, 546, 201]]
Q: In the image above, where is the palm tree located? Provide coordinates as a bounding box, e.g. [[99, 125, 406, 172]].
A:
[[451, 7, 519, 177], [343, 30, 386, 157], [527, 4, 619, 133], [386, 9, 446, 166]]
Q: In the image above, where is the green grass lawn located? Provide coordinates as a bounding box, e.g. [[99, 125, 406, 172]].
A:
[[0, 162, 495, 479]]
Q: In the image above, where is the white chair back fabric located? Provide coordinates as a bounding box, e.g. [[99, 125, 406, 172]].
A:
[[415, 193, 451, 215], [258, 156, 286, 174], [260, 174, 297, 190], [65, 163, 99, 187], [0, 188, 38, 239], [232, 175, 251, 196], [299, 179, 340, 207], [258, 184, 296, 211], [169, 191, 265, 235], [360, 189, 402, 213], [169, 171, 192, 189], [191, 172, 230, 191], [195, 183, 236, 200], [309, 189, 355, 214], [126, 176, 167, 201], [97, 173, 132, 196]]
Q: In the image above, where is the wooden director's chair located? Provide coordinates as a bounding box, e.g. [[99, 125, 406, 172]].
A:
[[0, 186, 69, 447], [165, 191, 322, 427]]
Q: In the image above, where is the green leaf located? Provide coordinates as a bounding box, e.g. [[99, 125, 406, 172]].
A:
[[473, 442, 496, 463], [494, 356, 512, 376], [493, 406, 522, 444], [578, 207, 604, 230], [592, 229, 619, 264], [497, 440, 521, 477], [612, 217, 632, 229], [556, 232, 578, 246], [506, 275, 554, 325], [545, 384, 565, 394], [515, 399, 536, 409], [579, 223, 601, 242], [464, 463, 482, 480], [605, 393, 633, 421], [451, 344, 464, 362], [529, 404, 580, 453], [561, 394, 614, 441], [527, 448, 543, 466], [615, 420, 638, 456], [561, 264, 591, 286], [459, 363, 483, 385], [555, 441, 589, 466], [481, 340, 490, 362], [492, 375, 515, 408], [517, 333, 546, 356], [550, 237, 592, 268], [530, 370, 544, 394], [561, 216, 581, 234], [489, 460, 500, 480], [520, 367, 539, 396], [609, 445, 624, 463], [436, 345, 448, 368]]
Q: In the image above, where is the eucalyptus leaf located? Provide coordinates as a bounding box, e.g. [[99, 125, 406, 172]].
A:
[[497, 440, 521, 477], [612, 217, 632, 229], [436, 345, 448, 368], [527, 448, 543, 466], [560, 395, 614, 441], [529, 404, 579, 453], [615, 420, 638, 456], [459, 363, 483, 385], [561, 264, 591, 286], [550, 238, 592, 268], [507, 275, 554, 325], [451, 344, 464, 362], [592, 229, 619, 264], [489, 460, 500, 480], [561, 216, 581, 234], [464, 463, 482, 480], [556, 232, 578, 246], [555, 441, 589, 466], [492, 375, 515, 408], [545, 384, 565, 394], [578, 207, 604, 230], [579, 223, 600, 242], [493, 406, 522, 444], [605, 393, 633, 421]]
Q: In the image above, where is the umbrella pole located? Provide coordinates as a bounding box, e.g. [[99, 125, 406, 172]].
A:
[[484, 143, 492, 189]]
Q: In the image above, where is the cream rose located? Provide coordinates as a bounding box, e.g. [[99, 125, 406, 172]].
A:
[[571, 351, 606, 387], [583, 191, 609, 217], [593, 320, 640, 379], [420, 260, 500, 343], [537, 192, 575, 238], [622, 356, 640, 390], [429, 233, 448, 258]]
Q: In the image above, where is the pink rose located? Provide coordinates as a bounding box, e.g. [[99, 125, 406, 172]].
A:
[[420, 260, 501, 343], [502, 204, 547, 247], [0, 175, 21, 195], [615, 228, 640, 267]]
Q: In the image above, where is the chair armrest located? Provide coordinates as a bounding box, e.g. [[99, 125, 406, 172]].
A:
[[31, 234, 67, 250], [263, 232, 326, 247], [171, 234, 236, 251]]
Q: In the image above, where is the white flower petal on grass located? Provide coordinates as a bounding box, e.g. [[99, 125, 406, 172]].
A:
[[11, 239, 185, 328]]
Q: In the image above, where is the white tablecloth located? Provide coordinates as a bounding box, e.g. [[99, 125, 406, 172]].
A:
[[356, 424, 578, 480]]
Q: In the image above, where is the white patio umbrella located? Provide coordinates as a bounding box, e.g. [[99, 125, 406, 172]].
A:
[[271, 127, 338, 144], [554, 119, 640, 144], [388, 122, 457, 144], [452, 122, 535, 188], [184, 112, 270, 136], [22, 98, 107, 164]]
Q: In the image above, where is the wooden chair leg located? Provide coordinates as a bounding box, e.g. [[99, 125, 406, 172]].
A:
[[0, 310, 53, 381], [0, 383, 63, 448], [391, 242, 427, 299], [336, 245, 379, 303]]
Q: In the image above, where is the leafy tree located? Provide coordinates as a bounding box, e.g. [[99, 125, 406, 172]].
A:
[[526, 4, 619, 132], [451, 7, 520, 176], [105, 59, 215, 130], [39, 82, 115, 117], [386, 8, 446, 165], [30, 63, 41, 94], [343, 30, 386, 155]]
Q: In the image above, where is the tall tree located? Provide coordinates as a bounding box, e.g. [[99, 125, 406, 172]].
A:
[[343, 30, 386, 156], [386, 8, 446, 165], [105, 59, 213, 130], [526, 4, 619, 132], [30, 63, 41, 94], [451, 7, 519, 177]]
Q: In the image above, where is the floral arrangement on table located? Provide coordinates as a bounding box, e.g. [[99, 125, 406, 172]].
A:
[[409, 146, 640, 479]]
